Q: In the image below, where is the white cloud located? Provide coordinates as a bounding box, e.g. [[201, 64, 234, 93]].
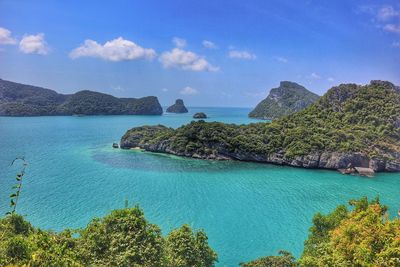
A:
[[159, 48, 219, 72], [392, 41, 400, 47], [19, 33, 49, 55], [228, 50, 256, 60], [310, 72, 321, 79], [180, 86, 198, 95], [383, 24, 400, 33], [69, 37, 156, 61], [172, 37, 186, 48], [161, 88, 168, 92], [0, 27, 17, 45], [274, 56, 288, 63], [359, 5, 400, 35], [202, 40, 217, 49], [327, 77, 335, 82], [377, 6, 399, 21]]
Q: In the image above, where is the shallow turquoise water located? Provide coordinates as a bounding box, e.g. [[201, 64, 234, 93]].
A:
[[0, 107, 399, 266]]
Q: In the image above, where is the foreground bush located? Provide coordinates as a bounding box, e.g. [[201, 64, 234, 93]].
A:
[[0, 206, 217, 267], [242, 197, 400, 267], [1, 197, 399, 266]]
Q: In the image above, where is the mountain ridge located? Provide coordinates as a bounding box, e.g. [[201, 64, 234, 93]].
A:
[[0, 79, 163, 116], [249, 81, 320, 119]]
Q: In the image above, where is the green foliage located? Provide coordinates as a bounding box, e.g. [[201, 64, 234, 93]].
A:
[[79, 206, 165, 266], [243, 197, 400, 267], [122, 81, 400, 161], [7, 157, 28, 215], [0, 214, 81, 266], [166, 224, 217, 267], [240, 250, 297, 267], [299, 197, 400, 266], [0, 208, 217, 267]]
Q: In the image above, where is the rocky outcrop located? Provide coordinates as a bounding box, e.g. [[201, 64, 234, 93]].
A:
[[120, 126, 400, 172], [193, 112, 207, 119], [249, 81, 319, 119], [166, 99, 188, 113], [0, 79, 163, 116], [120, 129, 400, 172]]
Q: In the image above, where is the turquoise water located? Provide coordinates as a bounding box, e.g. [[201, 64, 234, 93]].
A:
[[0, 107, 399, 266]]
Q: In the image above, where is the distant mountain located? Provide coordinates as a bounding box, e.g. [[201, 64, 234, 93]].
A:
[[166, 99, 188, 113], [249, 81, 320, 119], [0, 79, 163, 116]]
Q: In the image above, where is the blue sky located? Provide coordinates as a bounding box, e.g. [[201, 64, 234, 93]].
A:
[[0, 0, 399, 107]]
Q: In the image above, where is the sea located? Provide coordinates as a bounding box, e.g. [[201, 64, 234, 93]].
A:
[[0, 107, 399, 266]]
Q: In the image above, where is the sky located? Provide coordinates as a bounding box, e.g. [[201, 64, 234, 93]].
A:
[[0, 0, 399, 107]]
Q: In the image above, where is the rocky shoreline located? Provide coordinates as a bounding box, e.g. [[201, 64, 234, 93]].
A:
[[120, 133, 400, 173]]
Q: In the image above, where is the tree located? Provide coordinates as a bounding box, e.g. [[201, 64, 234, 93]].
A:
[[299, 197, 400, 266], [79, 206, 165, 266], [240, 250, 297, 267], [165, 224, 217, 267]]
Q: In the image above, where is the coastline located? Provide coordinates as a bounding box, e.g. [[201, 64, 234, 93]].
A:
[[120, 143, 400, 173]]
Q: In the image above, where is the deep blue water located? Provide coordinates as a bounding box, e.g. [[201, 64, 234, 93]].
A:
[[0, 107, 399, 266]]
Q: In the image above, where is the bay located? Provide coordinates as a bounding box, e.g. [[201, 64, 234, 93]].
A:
[[0, 107, 399, 266]]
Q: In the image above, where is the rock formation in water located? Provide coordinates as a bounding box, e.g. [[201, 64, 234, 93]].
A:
[[121, 81, 400, 173], [193, 112, 207, 119], [0, 79, 163, 116], [166, 99, 188, 113], [249, 81, 320, 119]]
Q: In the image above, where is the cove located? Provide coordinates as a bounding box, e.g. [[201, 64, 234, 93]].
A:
[[0, 107, 399, 266]]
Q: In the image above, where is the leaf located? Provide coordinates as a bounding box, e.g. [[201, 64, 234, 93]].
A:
[[5, 211, 11, 215], [10, 199, 15, 206], [10, 193, 17, 197]]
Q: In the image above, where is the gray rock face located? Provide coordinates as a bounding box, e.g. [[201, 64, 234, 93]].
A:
[[166, 99, 188, 113]]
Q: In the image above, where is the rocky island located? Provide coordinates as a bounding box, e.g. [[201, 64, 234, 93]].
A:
[[0, 79, 163, 116], [249, 81, 320, 119], [193, 112, 207, 119], [166, 99, 188, 113], [121, 81, 400, 172]]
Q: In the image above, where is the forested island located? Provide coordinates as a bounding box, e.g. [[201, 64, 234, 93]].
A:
[[121, 81, 400, 172], [0, 79, 163, 116], [248, 81, 320, 119]]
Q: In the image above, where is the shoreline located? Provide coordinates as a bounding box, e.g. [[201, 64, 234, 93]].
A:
[[120, 146, 400, 174]]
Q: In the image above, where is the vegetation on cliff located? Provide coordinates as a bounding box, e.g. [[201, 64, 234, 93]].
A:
[[248, 81, 320, 119], [121, 81, 400, 171], [0, 79, 163, 116]]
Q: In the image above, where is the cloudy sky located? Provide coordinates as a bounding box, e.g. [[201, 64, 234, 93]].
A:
[[0, 0, 399, 107]]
